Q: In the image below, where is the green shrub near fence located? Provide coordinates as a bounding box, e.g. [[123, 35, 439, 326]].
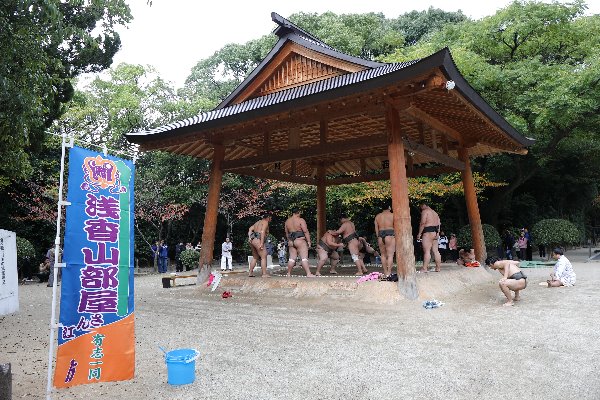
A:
[[531, 219, 580, 248]]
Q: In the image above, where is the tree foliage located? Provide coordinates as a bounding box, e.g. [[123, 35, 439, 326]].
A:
[[386, 1, 600, 227], [0, 0, 132, 184], [531, 218, 581, 247]]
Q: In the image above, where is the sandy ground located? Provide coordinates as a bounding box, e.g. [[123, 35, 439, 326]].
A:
[[2, 248, 600, 400]]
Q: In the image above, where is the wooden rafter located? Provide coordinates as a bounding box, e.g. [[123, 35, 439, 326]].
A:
[[221, 134, 387, 170]]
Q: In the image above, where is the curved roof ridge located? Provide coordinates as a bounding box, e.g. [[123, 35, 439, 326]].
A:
[[271, 12, 334, 50], [216, 12, 385, 110]]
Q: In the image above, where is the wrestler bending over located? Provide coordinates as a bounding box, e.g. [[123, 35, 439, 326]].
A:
[[485, 256, 527, 306], [248, 213, 272, 278], [357, 236, 379, 266], [315, 230, 343, 276], [331, 214, 367, 275], [285, 208, 315, 277]]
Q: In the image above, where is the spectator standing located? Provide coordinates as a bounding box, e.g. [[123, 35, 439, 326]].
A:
[[502, 230, 515, 260], [538, 243, 546, 259], [277, 240, 287, 266], [151, 241, 159, 270], [437, 231, 449, 262], [265, 239, 274, 257], [195, 242, 202, 252], [175, 242, 184, 272], [448, 233, 458, 261], [517, 231, 528, 261], [46, 246, 62, 287], [524, 228, 533, 261], [221, 237, 233, 271], [158, 240, 169, 273]]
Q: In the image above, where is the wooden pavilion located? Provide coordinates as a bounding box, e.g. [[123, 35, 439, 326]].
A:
[[126, 12, 532, 299]]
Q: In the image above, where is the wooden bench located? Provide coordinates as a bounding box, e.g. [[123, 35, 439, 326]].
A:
[[162, 274, 197, 288]]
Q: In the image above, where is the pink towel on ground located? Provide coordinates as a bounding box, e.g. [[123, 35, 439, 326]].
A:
[[356, 272, 381, 283]]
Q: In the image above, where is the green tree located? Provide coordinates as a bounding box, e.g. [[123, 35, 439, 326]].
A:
[[0, 0, 132, 185], [386, 1, 600, 226], [392, 6, 468, 45]]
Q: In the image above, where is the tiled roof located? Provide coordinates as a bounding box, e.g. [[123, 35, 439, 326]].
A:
[[128, 59, 419, 138]]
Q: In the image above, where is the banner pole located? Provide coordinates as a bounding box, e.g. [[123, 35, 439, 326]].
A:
[[46, 133, 70, 399]]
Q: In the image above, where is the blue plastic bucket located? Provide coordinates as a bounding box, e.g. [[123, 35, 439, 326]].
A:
[[165, 348, 199, 385]]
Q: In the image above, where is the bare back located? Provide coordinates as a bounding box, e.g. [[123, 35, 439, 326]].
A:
[[420, 208, 440, 228], [337, 220, 356, 238], [285, 215, 308, 238], [375, 210, 394, 231], [495, 260, 522, 278]]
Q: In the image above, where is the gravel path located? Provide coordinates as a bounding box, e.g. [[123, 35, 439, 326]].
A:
[[2, 249, 599, 399]]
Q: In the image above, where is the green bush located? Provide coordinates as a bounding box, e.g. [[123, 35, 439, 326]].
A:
[[16, 237, 36, 264], [457, 224, 501, 249], [179, 249, 200, 271], [16, 237, 37, 278], [531, 219, 581, 247]]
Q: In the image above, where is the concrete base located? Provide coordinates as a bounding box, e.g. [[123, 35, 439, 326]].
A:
[[201, 264, 494, 304]]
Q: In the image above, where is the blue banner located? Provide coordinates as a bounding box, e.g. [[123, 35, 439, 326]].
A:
[[54, 146, 135, 387]]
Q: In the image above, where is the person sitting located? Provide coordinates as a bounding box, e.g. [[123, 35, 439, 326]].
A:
[[457, 248, 480, 267], [37, 258, 51, 283], [547, 248, 576, 287], [485, 256, 527, 306]]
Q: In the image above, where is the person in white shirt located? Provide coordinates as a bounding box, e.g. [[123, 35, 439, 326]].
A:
[[547, 248, 576, 287], [437, 231, 449, 262], [220, 237, 233, 271]]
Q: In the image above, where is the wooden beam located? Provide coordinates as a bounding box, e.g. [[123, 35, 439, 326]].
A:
[[320, 120, 328, 144], [289, 127, 300, 149], [458, 147, 487, 263], [263, 132, 270, 155], [325, 166, 456, 186], [441, 133, 449, 155], [199, 144, 225, 275], [402, 137, 464, 170], [403, 105, 463, 143], [406, 152, 414, 172], [229, 167, 314, 185], [418, 121, 425, 144], [391, 73, 448, 98], [386, 104, 418, 300], [213, 99, 384, 143], [221, 134, 387, 170], [290, 160, 297, 176], [327, 173, 389, 185]]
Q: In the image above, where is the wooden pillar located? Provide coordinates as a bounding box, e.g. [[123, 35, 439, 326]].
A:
[[199, 144, 225, 272], [458, 146, 487, 262], [386, 104, 418, 299], [317, 120, 328, 242], [316, 164, 326, 242]]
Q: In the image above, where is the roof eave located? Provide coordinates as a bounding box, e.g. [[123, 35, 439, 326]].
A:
[[127, 48, 531, 151]]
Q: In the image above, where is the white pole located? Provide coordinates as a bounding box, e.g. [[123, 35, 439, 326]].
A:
[[46, 133, 70, 399]]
